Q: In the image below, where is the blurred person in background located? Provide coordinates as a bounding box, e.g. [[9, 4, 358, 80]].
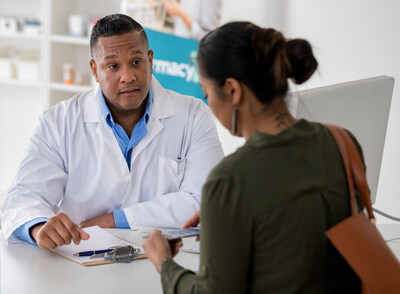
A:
[[163, 0, 221, 40]]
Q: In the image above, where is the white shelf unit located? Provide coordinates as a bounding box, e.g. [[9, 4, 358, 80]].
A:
[[0, 31, 43, 41], [50, 82, 91, 93], [0, 0, 46, 196], [0, 0, 121, 196], [51, 34, 89, 46], [47, 0, 120, 106], [0, 78, 42, 88]]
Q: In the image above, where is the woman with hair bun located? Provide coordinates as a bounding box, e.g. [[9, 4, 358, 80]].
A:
[[143, 21, 362, 293]]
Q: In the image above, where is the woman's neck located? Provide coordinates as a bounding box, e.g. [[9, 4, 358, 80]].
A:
[[239, 96, 298, 140]]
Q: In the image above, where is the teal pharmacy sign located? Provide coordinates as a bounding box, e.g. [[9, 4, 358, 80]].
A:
[[145, 28, 205, 103]]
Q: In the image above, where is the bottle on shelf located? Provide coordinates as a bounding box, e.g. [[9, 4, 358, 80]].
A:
[[62, 63, 74, 84]]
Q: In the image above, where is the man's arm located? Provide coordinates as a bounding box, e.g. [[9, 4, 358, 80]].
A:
[[14, 218, 49, 244], [79, 100, 224, 230], [30, 213, 90, 249], [1, 112, 68, 243], [123, 101, 224, 229]]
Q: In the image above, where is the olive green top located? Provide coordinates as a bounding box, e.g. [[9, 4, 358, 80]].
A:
[[161, 120, 362, 294]]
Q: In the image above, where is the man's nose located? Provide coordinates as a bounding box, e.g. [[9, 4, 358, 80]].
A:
[[120, 66, 136, 83]]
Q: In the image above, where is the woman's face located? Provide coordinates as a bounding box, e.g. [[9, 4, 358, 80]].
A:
[[199, 74, 233, 134]]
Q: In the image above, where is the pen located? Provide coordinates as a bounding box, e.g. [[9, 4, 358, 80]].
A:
[[73, 249, 113, 257]]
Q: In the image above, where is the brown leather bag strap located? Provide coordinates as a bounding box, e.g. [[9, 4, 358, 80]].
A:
[[325, 124, 358, 216], [325, 124, 375, 221], [338, 126, 375, 221]]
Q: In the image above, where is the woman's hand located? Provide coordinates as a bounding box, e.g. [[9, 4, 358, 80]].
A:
[[143, 230, 183, 273]]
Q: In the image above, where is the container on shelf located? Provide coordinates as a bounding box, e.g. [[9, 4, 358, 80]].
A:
[[23, 18, 42, 36], [0, 17, 20, 34], [15, 50, 41, 81], [62, 63, 75, 84], [68, 14, 86, 37], [0, 47, 14, 79]]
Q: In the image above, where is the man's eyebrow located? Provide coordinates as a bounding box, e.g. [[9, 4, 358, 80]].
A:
[[103, 50, 143, 61], [131, 50, 143, 55], [104, 55, 117, 61]]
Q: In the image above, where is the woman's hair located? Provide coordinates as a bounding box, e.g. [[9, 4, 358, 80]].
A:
[[198, 22, 318, 103]]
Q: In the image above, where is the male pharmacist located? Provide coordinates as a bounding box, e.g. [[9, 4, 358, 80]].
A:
[[1, 14, 224, 249]]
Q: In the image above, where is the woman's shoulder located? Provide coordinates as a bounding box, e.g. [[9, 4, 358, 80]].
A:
[[205, 142, 259, 183]]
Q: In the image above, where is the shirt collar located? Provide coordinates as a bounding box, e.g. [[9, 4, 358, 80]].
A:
[[99, 87, 153, 127]]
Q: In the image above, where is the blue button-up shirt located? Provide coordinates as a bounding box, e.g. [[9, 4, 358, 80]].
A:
[[99, 88, 153, 170], [100, 88, 153, 228], [15, 88, 153, 243]]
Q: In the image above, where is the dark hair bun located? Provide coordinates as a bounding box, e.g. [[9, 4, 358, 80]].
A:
[[286, 39, 318, 84]]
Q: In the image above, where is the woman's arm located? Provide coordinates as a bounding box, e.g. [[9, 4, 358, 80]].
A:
[[145, 174, 253, 293]]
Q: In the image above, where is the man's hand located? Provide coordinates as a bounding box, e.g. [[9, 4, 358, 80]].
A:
[[79, 212, 115, 228], [31, 213, 90, 250], [182, 211, 200, 241], [182, 211, 200, 229]]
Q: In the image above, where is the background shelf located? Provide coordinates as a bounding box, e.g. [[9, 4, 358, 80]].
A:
[[51, 34, 89, 46], [0, 78, 42, 88], [0, 32, 42, 41], [50, 82, 91, 93]]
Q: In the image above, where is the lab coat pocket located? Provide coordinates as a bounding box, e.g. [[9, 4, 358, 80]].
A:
[[157, 156, 186, 196]]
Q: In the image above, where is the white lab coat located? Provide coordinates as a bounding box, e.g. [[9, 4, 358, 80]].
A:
[[2, 78, 224, 243]]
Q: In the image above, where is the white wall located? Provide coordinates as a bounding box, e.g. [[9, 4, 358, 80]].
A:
[[219, 0, 400, 222], [220, 0, 285, 28], [0, 88, 41, 198], [215, 0, 284, 155]]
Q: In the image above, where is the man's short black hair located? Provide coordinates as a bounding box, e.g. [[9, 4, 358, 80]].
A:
[[90, 14, 148, 57]]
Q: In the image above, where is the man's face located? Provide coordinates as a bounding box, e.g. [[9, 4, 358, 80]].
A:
[[90, 31, 153, 116]]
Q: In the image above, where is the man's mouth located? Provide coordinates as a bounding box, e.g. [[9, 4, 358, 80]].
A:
[[120, 88, 139, 95]]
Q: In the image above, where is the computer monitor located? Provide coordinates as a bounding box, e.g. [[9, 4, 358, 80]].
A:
[[288, 76, 394, 204]]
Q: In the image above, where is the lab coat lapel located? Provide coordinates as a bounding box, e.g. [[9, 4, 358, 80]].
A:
[[96, 119, 122, 152], [82, 79, 175, 167], [130, 78, 175, 165], [82, 86, 127, 163]]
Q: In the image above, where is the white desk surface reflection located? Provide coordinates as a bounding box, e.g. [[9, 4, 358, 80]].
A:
[[0, 228, 200, 294], [2, 225, 400, 294]]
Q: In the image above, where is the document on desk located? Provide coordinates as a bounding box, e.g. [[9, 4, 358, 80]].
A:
[[50, 226, 145, 266]]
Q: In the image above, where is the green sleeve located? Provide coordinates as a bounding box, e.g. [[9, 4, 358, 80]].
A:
[[160, 174, 253, 293]]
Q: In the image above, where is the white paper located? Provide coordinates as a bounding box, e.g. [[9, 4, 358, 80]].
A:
[[51, 226, 143, 264]]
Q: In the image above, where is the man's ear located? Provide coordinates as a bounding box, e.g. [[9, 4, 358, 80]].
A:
[[148, 49, 154, 74], [89, 59, 99, 82], [223, 78, 242, 106]]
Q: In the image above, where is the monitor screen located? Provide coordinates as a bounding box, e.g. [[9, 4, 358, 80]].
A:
[[288, 76, 394, 204]]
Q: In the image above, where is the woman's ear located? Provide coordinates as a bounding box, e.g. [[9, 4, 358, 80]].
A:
[[223, 78, 242, 106]]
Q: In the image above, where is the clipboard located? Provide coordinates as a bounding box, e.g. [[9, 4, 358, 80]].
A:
[[50, 226, 147, 266]]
